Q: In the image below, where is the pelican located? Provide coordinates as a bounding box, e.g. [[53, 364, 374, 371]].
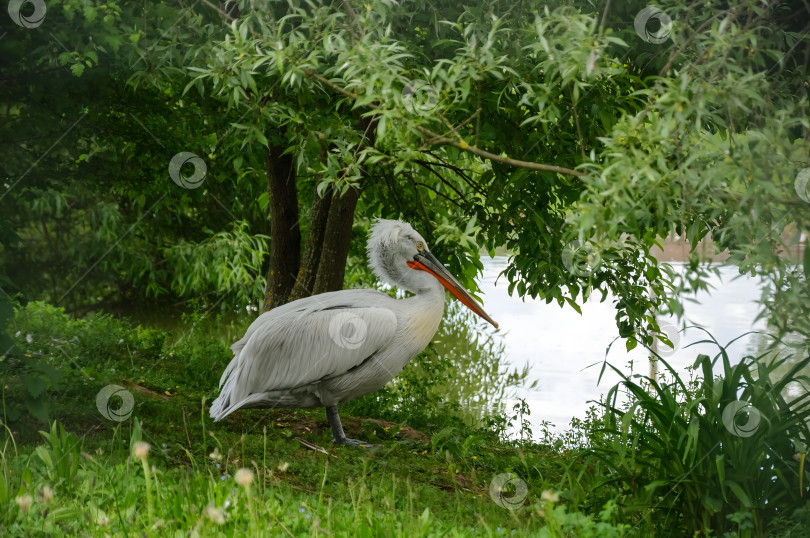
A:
[[210, 219, 498, 446]]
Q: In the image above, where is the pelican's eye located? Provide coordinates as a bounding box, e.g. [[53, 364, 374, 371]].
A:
[[416, 241, 424, 251]]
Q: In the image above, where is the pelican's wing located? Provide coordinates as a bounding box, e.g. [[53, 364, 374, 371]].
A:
[[210, 290, 397, 419]]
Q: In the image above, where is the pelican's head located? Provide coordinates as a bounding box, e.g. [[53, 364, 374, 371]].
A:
[[367, 219, 498, 328]]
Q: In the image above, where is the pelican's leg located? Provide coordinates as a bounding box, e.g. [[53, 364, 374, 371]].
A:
[[325, 405, 378, 448]]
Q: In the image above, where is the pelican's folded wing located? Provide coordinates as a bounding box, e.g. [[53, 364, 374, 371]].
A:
[[211, 294, 397, 418]]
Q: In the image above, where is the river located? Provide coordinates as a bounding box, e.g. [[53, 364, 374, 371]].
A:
[[477, 256, 773, 437]]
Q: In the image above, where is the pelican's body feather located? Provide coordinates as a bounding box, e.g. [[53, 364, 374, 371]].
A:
[[209, 219, 496, 447], [209, 286, 445, 420]]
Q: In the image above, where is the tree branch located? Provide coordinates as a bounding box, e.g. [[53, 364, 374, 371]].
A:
[[412, 159, 468, 202], [299, 67, 586, 178], [413, 180, 466, 211]]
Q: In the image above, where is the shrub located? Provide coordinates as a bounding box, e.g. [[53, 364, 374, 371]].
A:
[[589, 332, 810, 536]]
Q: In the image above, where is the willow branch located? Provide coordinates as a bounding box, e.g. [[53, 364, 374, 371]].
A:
[[412, 126, 586, 176], [299, 67, 586, 178], [414, 181, 466, 211], [412, 160, 468, 202]]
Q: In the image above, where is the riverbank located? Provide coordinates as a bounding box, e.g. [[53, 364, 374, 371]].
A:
[[2, 302, 807, 536]]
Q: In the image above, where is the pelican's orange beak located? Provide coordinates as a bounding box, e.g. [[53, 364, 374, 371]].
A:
[[407, 251, 498, 328]]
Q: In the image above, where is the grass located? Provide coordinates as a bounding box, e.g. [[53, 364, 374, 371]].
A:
[[0, 302, 808, 536]]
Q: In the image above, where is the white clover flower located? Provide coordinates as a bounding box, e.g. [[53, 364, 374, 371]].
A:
[[540, 490, 560, 503]]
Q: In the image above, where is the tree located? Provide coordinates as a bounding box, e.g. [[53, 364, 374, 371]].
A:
[[180, 0, 810, 349], [2, 0, 808, 354]]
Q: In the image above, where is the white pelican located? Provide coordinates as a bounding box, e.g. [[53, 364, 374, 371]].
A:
[[210, 219, 498, 446]]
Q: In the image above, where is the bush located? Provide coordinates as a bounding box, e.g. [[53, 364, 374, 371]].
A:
[[589, 332, 810, 536]]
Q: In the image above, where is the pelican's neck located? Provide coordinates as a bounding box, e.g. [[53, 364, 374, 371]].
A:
[[402, 277, 446, 349], [414, 274, 445, 299]]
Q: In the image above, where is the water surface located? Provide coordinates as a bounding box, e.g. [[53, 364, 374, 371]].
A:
[[477, 257, 768, 437]]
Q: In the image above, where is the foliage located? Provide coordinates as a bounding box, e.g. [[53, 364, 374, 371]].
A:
[[1, 1, 809, 534], [164, 221, 269, 308], [0, 418, 565, 536], [538, 498, 630, 537], [2, 0, 807, 351], [2, 302, 810, 534], [0, 318, 66, 423], [589, 334, 810, 536], [33, 423, 81, 488], [0, 307, 583, 536], [0, 0, 266, 312], [2, 302, 233, 427]]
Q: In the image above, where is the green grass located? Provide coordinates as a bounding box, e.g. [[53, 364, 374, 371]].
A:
[[0, 302, 629, 536], [1, 302, 808, 536]]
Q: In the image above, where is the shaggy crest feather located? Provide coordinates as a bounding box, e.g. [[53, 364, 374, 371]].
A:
[[367, 219, 427, 291]]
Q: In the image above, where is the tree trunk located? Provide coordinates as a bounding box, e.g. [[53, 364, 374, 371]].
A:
[[263, 116, 373, 307], [311, 116, 374, 295], [288, 184, 333, 301], [262, 144, 300, 311], [312, 186, 361, 294]]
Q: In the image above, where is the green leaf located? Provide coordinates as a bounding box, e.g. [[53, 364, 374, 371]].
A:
[[25, 396, 49, 422], [22, 374, 48, 398], [34, 445, 53, 468], [36, 363, 64, 387], [715, 455, 727, 501], [725, 480, 752, 508]]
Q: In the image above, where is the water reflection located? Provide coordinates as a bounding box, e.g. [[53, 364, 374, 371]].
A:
[[478, 257, 770, 437]]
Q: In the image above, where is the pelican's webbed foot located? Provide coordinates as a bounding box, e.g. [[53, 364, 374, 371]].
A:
[[333, 436, 381, 449]]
